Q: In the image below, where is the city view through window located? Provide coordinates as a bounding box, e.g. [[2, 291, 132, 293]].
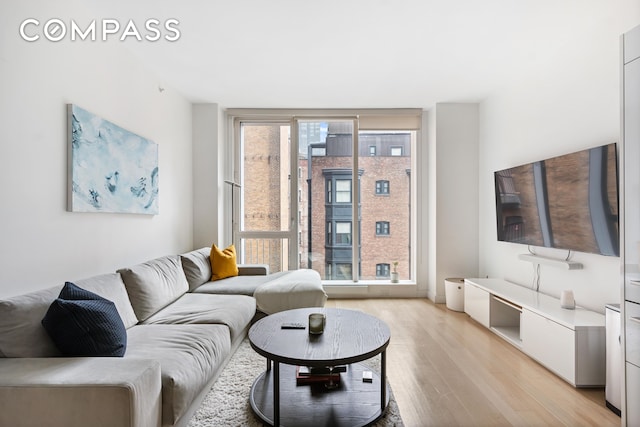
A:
[[239, 120, 413, 282]]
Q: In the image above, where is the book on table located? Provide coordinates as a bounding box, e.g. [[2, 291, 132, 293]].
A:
[[297, 366, 347, 376], [295, 365, 346, 385]]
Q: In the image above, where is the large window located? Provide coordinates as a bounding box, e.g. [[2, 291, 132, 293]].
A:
[[231, 110, 419, 285]]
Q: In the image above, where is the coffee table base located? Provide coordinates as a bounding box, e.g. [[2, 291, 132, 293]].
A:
[[250, 363, 389, 427]]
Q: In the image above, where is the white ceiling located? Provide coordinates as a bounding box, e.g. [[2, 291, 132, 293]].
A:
[[85, 0, 637, 109]]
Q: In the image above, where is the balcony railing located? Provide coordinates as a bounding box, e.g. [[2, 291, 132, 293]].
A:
[[239, 237, 289, 273]]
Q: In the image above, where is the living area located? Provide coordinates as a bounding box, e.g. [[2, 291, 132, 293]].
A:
[[1, 0, 639, 426]]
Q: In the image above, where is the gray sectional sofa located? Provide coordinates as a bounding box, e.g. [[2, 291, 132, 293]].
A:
[[0, 247, 326, 427]]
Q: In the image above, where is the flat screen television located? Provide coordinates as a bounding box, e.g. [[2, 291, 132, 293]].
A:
[[494, 143, 619, 257]]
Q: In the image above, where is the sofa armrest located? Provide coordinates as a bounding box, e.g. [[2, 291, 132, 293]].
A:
[[237, 264, 270, 276], [0, 357, 161, 427]]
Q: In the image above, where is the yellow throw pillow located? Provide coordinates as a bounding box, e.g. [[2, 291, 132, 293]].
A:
[[210, 244, 239, 281]]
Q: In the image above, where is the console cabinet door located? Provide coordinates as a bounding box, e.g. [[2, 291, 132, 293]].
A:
[[521, 309, 575, 385], [464, 281, 490, 328], [626, 362, 640, 426]]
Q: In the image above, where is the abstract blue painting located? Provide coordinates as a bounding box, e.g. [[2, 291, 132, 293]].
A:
[[68, 105, 159, 214]]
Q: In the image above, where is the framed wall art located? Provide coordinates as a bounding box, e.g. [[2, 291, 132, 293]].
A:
[[67, 104, 159, 214]]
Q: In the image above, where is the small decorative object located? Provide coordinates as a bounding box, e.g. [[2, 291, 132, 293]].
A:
[[68, 104, 159, 214], [390, 261, 399, 283], [560, 290, 576, 309], [308, 313, 325, 334]]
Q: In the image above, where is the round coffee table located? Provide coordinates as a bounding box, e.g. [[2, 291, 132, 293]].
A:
[[248, 307, 391, 427]]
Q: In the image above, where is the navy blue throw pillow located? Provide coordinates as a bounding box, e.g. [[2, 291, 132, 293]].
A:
[[42, 282, 127, 357]]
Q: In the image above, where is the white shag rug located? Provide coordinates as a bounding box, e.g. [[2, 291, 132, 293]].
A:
[[188, 338, 404, 427]]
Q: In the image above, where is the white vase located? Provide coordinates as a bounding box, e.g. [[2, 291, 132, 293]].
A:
[[560, 290, 575, 309], [390, 272, 399, 283]]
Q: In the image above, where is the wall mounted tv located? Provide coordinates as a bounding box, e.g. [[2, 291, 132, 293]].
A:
[[494, 143, 619, 257]]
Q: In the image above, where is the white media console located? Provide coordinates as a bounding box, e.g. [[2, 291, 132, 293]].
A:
[[464, 278, 606, 387]]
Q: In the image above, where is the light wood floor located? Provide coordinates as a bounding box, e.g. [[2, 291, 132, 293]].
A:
[[326, 298, 619, 427]]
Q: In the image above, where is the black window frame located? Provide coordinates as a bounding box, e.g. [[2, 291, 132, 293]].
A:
[[375, 180, 390, 195], [376, 221, 390, 236], [376, 263, 390, 278]]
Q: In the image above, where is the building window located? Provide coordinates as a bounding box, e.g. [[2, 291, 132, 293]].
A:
[[376, 221, 390, 236], [335, 263, 352, 280], [335, 179, 351, 203], [369, 145, 376, 156], [327, 179, 332, 203], [376, 263, 390, 278], [336, 221, 352, 244], [375, 180, 389, 195], [390, 146, 403, 156]]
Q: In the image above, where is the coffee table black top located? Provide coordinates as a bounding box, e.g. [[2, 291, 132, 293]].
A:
[[248, 307, 390, 367]]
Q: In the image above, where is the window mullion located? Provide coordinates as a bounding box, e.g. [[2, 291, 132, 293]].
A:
[[289, 118, 299, 269], [352, 118, 359, 282]]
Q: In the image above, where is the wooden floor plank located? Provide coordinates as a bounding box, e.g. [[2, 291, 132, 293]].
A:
[[326, 298, 619, 427]]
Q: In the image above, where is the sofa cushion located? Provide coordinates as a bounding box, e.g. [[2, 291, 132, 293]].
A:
[[210, 244, 239, 281], [0, 357, 162, 427], [125, 324, 231, 425], [237, 264, 270, 276], [118, 255, 189, 322], [74, 273, 138, 329], [142, 293, 256, 343], [0, 273, 136, 358], [253, 269, 327, 314], [41, 282, 127, 357], [193, 271, 289, 296], [180, 247, 212, 291], [0, 286, 61, 357]]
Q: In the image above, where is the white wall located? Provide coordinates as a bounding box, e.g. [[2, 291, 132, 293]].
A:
[[479, 14, 640, 313], [427, 110, 437, 298], [192, 104, 221, 249], [192, 104, 232, 251], [428, 104, 480, 303], [0, 0, 193, 298]]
